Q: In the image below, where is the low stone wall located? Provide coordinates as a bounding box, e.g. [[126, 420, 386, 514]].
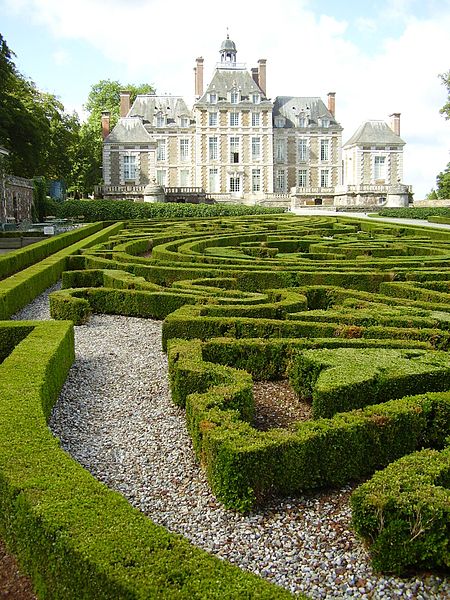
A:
[[413, 199, 450, 207]]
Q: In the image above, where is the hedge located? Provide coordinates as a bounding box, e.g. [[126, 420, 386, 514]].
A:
[[351, 446, 450, 574], [167, 339, 450, 512], [0, 321, 295, 599]]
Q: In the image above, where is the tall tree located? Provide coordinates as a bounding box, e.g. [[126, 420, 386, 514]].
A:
[[435, 163, 450, 199], [72, 80, 154, 196], [439, 71, 450, 120]]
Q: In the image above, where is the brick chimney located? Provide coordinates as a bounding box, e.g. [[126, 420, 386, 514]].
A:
[[258, 59, 267, 96], [101, 111, 110, 139], [327, 92, 336, 117], [120, 91, 131, 117], [390, 113, 401, 136], [195, 57, 204, 98], [251, 67, 259, 87]]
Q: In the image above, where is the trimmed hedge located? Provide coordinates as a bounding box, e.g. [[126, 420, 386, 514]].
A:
[[351, 446, 450, 574], [0, 321, 295, 599], [167, 339, 450, 512]]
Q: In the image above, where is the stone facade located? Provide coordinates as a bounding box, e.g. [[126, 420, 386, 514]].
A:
[[1, 174, 34, 223], [101, 36, 411, 208]]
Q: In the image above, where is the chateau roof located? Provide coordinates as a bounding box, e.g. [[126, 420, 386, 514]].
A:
[[128, 95, 193, 122], [344, 120, 405, 147], [273, 96, 342, 128], [197, 68, 267, 103], [104, 117, 153, 144]]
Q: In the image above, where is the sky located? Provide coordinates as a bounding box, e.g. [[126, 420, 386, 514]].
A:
[[0, 0, 449, 199]]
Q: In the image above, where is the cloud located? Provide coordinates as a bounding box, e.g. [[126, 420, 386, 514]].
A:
[[52, 49, 69, 66], [3, 0, 450, 198]]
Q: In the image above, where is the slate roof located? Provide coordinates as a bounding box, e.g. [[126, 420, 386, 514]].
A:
[[128, 95, 193, 123], [272, 96, 342, 129], [344, 120, 405, 147], [197, 68, 267, 103], [104, 117, 153, 144]]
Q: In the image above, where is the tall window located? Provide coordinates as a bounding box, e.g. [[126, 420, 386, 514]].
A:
[[179, 139, 189, 162], [157, 139, 166, 162], [230, 90, 239, 104], [209, 112, 218, 127], [298, 138, 308, 162], [209, 168, 218, 192], [123, 155, 136, 180], [156, 169, 166, 186], [276, 139, 286, 162], [156, 113, 165, 127], [252, 93, 260, 104], [320, 118, 330, 128], [251, 112, 260, 127], [320, 169, 329, 187], [209, 93, 217, 104], [180, 116, 189, 128], [320, 139, 330, 162], [251, 136, 261, 160], [229, 174, 240, 192], [276, 169, 286, 192], [229, 112, 239, 127], [252, 168, 261, 192], [297, 169, 307, 187], [179, 169, 189, 186], [298, 116, 307, 127], [374, 156, 386, 181], [230, 136, 240, 163], [208, 136, 218, 160]]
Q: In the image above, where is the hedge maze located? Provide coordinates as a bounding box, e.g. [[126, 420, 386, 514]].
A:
[[2, 214, 450, 594]]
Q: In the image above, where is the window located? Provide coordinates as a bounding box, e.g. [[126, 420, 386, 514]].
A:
[[320, 139, 330, 162], [209, 92, 217, 104], [157, 139, 166, 162], [251, 137, 261, 160], [179, 139, 189, 162], [156, 169, 166, 186], [209, 168, 219, 192], [298, 116, 307, 127], [230, 136, 240, 163], [252, 168, 261, 192], [123, 155, 136, 180], [320, 169, 329, 187], [298, 169, 307, 187], [208, 136, 218, 160], [180, 116, 189, 128], [298, 138, 308, 162], [274, 116, 285, 128], [230, 90, 239, 104], [179, 169, 189, 187], [276, 139, 286, 162], [252, 93, 260, 104], [320, 118, 330, 128], [209, 112, 218, 127], [156, 112, 165, 128], [276, 169, 286, 192], [374, 156, 386, 181], [229, 174, 240, 192], [251, 112, 260, 127], [229, 111, 239, 127]]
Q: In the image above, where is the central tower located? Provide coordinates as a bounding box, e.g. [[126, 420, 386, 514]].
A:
[[219, 34, 237, 65]]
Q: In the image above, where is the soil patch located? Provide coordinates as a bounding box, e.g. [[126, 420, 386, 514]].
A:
[[0, 538, 36, 600], [253, 379, 312, 430]]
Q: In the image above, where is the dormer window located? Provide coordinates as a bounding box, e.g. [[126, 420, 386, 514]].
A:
[[156, 112, 165, 127], [274, 116, 285, 128], [180, 116, 189, 128], [252, 93, 260, 104], [209, 92, 217, 104], [298, 116, 307, 128], [230, 90, 239, 104], [320, 118, 330, 128]]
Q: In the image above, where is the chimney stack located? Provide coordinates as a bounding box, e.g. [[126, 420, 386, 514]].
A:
[[390, 113, 401, 136], [101, 111, 110, 139], [195, 57, 204, 98], [120, 91, 131, 117], [327, 92, 336, 117], [257, 59, 267, 96], [251, 67, 259, 87]]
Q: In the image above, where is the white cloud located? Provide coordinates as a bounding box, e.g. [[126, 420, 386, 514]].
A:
[[4, 0, 450, 197], [52, 49, 69, 66]]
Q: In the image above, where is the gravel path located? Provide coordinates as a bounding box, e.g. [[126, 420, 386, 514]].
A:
[[12, 287, 450, 599]]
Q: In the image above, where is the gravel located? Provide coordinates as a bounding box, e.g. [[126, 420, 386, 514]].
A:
[[12, 286, 450, 599]]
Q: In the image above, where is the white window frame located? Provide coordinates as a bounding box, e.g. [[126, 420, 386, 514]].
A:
[[209, 92, 217, 104], [297, 169, 308, 187], [156, 169, 167, 187], [252, 93, 260, 104], [179, 139, 190, 162], [251, 112, 260, 127], [320, 118, 330, 128], [157, 139, 166, 162], [374, 155, 387, 181], [208, 112, 218, 127], [156, 112, 165, 128], [208, 136, 218, 161], [252, 168, 261, 192], [123, 154, 136, 181], [251, 136, 261, 161], [274, 116, 285, 128], [298, 116, 307, 127], [229, 111, 239, 127], [230, 136, 240, 164], [230, 90, 239, 104], [298, 138, 308, 162], [275, 139, 286, 162], [179, 169, 190, 187], [275, 169, 286, 192], [320, 168, 329, 187], [209, 167, 219, 192], [229, 174, 241, 192], [180, 116, 189, 128], [320, 138, 330, 162]]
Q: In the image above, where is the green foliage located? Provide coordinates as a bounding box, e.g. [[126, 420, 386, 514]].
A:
[[435, 162, 450, 200], [439, 70, 450, 120], [351, 447, 450, 574], [377, 207, 450, 219], [32, 176, 47, 222]]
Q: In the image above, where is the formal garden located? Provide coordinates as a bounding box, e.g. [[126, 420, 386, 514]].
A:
[[1, 208, 450, 598]]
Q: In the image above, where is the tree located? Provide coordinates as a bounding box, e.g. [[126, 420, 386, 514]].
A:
[[71, 80, 154, 196], [435, 163, 450, 199], [440, 71, 450, 120]]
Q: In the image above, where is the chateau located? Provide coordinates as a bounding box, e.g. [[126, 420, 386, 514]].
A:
[[100, 35, 411, 208]]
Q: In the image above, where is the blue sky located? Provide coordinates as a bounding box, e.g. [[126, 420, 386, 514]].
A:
[[0, 0, 449, 198]]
